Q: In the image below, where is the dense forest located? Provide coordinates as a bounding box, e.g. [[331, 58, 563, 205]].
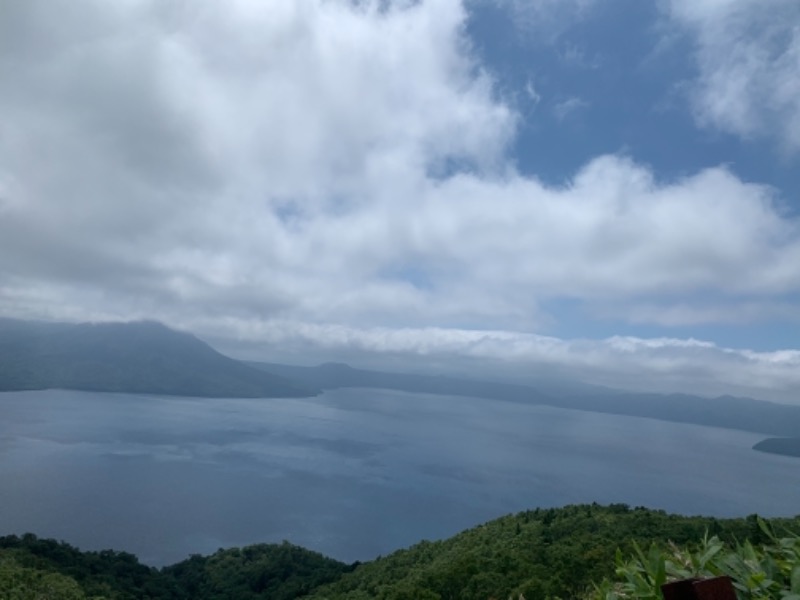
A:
[[2, 504, 799, 599]]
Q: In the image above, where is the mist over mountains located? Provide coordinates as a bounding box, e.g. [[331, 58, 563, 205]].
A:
[[249, 360, 800, 438], [1, 318, 799, 455]]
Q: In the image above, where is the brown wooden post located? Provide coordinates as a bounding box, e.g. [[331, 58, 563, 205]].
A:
[[661, 577, 737, 600], [662, 578, 699, 600], [692, 577, 738, 600]]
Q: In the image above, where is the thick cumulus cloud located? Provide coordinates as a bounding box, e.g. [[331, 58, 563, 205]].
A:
[[0, 0, 513, 315], [665, 0, 800, 153], [1, 0, 800, 399]]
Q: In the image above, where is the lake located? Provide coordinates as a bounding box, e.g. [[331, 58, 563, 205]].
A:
[[0, 388, 797, 566]]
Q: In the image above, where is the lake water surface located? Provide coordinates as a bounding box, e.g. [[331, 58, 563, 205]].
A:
[[0, 388, 796, 565]]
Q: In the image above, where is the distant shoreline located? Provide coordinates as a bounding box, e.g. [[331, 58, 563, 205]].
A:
[[753, 437, 800, 458]]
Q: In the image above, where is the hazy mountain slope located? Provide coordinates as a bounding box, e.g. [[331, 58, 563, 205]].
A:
[[753, 437, 800, 457], [251, 361, 549, 403], [551, 389, 800, 438], [251, 361, 800, 437], [3, 316, 798, 432], [0, 318, 315, 398]]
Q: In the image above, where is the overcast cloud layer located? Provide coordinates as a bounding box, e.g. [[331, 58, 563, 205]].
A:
[[1, 0, 799, 402]]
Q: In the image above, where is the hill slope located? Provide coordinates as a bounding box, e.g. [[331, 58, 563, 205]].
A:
[[3, 505, 799, 600], [0, 318, 315, 398], [302, 505, 800, 600]]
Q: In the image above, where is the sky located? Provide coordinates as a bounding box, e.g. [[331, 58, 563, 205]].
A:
[[1, 0, 799, 402]]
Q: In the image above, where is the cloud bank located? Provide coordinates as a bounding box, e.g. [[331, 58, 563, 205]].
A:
[[1, 0, 799, 402]]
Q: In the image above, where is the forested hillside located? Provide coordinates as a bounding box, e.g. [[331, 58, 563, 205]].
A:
[[303, 504, 797, 600], [2, 505, 799, 600], [0, 536, 348, 599]]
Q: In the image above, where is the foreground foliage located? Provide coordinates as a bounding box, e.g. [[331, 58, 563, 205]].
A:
[[1, 505, 798, 600], [591, 518, 800, 600], [0, 534, 175, 599], [0, 535, 347, 599], [303, 505, 799, 600], [0, 552, 88, 600]]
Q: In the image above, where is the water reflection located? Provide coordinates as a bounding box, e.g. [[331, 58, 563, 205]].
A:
[[0, 388, 795, 565]]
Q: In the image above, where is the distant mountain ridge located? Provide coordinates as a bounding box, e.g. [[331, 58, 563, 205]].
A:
[[250, 361, 800, 439], [0, 318, 314, 398], [2, 317, 799, 446], [250, 361, 550, 403], [753, 437, 800, 457]]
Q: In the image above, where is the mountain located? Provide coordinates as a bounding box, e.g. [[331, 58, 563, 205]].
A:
[[2, 505, 798, 600], [0, 318, 315, 398], [302, 504, 797, 600], [753, 437, 800, 457], [250, 361, 800, 438], [3, 316, 799, 437], [250, 360, 550, 403]]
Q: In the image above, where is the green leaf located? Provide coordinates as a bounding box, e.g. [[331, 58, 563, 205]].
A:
[[791, 565, 800, 593]]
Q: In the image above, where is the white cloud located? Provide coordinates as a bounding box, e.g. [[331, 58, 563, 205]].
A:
[[552, 96, 589, 120], [665, 0, 800, 153], [1, 0, 800, 401], [595, 301, 800, 327], [0, 0, 513, 314], [525, 80, 541, 106], [7, 143, 798, 345], [203, 318, 800, 403]]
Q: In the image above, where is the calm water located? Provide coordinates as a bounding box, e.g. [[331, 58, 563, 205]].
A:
[[0, 388, 796, 566]]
